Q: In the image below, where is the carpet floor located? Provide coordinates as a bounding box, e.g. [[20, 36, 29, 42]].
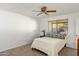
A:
[[0, 44, 77, 56]]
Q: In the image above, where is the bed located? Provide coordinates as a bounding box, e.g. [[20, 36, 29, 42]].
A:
[[31, 37, 66, 56]]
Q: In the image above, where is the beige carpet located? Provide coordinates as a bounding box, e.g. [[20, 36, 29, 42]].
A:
[[0, 44, 77, 56]]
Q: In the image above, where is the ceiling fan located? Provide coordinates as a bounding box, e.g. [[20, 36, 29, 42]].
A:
[[32, 6, 56, 16]]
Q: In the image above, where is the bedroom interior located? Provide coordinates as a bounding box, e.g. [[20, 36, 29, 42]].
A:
[[0, 3, 79, 56]]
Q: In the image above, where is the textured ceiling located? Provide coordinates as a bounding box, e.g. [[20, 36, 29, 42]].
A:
[[0, 3, 79, 19]]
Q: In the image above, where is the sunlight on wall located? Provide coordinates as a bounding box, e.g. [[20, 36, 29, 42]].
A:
[[0, 10, 37, 33], [16, 17, 37, 32]]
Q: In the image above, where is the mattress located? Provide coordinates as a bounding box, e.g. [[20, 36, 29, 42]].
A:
[[31, 37, 66, 56]]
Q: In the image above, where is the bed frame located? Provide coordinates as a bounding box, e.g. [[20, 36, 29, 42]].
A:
[[31, 44, 66, 56]]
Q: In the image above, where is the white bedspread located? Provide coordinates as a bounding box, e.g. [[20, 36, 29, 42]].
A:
[[31, 37, 66, 56]]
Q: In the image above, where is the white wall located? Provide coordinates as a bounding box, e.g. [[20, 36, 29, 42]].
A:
[[39, 12, 79, 49], [0, 10, 39, 52], [75, 13, 79, 35]]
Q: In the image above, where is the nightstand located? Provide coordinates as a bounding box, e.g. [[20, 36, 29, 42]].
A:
[[40, 36, 45, 38]]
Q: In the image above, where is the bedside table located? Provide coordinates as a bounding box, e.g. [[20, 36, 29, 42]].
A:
[[40, 36, 45, 38]]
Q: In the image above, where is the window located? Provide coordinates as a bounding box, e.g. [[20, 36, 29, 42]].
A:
[[48, 19, 68, 39]]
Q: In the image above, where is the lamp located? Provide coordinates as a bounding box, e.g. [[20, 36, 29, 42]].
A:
[[40, 30, 45, 37]]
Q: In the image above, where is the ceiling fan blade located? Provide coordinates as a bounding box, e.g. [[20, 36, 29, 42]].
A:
[[47, 10, 56, 12], [45, 12, 48, 15], [37, 12, 43, 16]]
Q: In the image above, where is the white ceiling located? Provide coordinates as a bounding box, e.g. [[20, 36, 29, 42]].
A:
[[0, 3, 79, 19]]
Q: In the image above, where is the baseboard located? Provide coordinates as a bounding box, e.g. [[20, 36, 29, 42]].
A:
[[0, 40, 32, 52]]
